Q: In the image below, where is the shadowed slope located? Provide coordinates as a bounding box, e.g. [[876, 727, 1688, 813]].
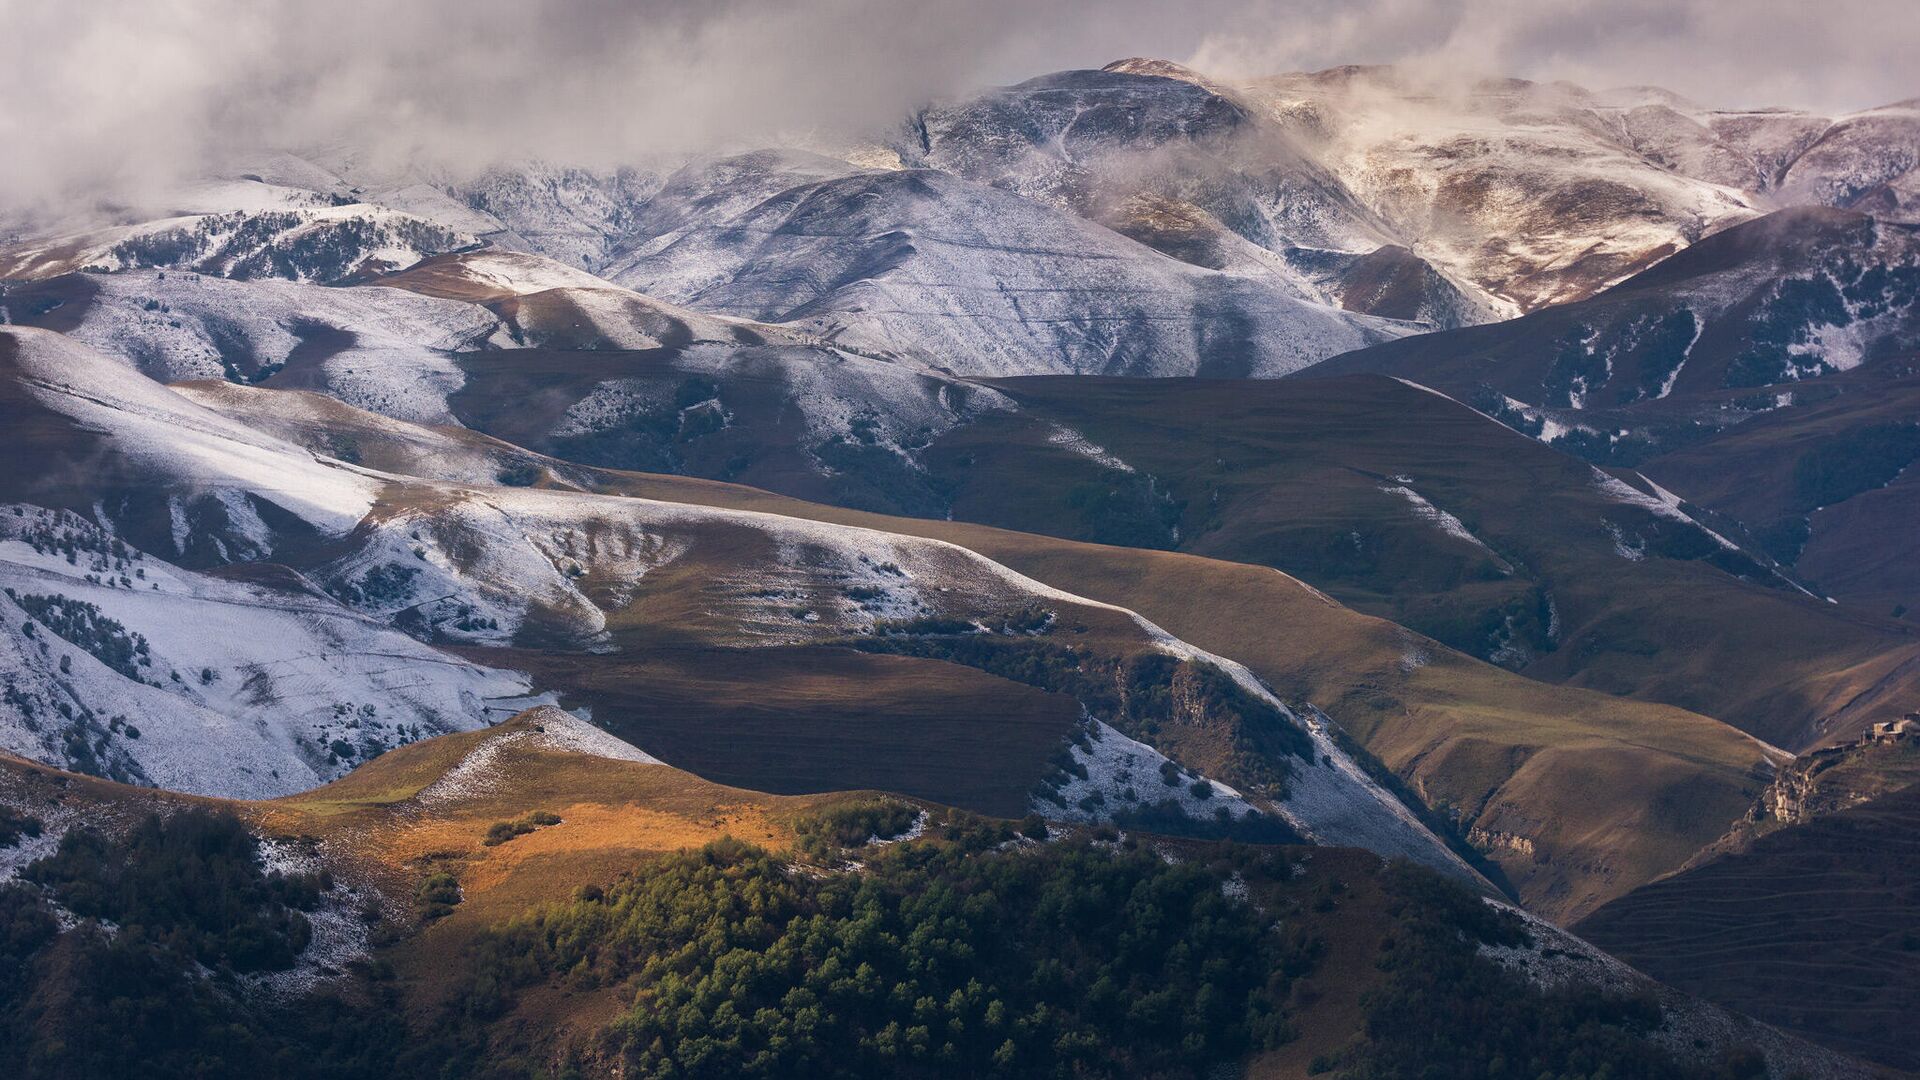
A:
[[1576, 781, 1920, 1072]]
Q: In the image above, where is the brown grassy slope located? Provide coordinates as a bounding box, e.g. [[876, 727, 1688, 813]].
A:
[[172, 380, 1773, 920], [940, 374, 1920, 751], [512, 469, 1776, 924], [1574, 781, 1920, 1073], [255, 712, 823, 1029], [465, 646, 1080, 819], [1643, 371, 1920, 635], [1, 711, 791, 949], [0, 714, 826, 1053], [1, 735, 1870, 1080]]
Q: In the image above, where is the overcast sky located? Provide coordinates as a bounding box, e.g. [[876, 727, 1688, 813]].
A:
[[1, 0, 1914, 212]]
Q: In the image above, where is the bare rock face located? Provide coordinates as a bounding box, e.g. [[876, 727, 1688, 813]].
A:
[[1752, 732, 1920, 830]]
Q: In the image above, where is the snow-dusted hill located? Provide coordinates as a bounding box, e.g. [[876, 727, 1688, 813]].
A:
[[1308, 208, 1920, 456], [1239, 67, 1766, 311], [1305, 208, 1920, 627], [888, 64, 1503, 329], [0, 204, 477, 284], [4, 57, 1909, 329], [1771, 99, 1920, 220], [1, 250, 1023, 497], [601, 154, 1416, 376], [0, 325, 1473, 876], [4, 61, 1911, 379], [0, 268, 502, 423], [1235, 67, 1920, 312], [0, 505, 538, 798]]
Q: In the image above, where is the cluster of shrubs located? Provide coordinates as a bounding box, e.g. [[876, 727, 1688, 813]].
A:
[[1722, 251, 1920, 389], [1791, 422, 1920, 514], [0, 807, 43, 848], [10, 592, 153, 682], [327, 563, 421, 608], [109, 210, 467, 285], [494, 461, 543, 487], [547, 377, 730, 477], [23, 811, 326, 972], [0, 809, 367, 1080], [483, 810, 562, 847], [791, 797, 920, 861], [416, 871, 463, 922], [1061, 468, 1186, 551], [4, 513, 143, 574], [1106, 800, 1303, 845]]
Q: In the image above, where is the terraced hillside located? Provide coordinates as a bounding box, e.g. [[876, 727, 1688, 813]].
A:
[[1577, 779, 1920, 1072]]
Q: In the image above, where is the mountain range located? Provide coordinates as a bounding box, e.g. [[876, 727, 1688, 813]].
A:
[[2, 55, 1917, 1079]]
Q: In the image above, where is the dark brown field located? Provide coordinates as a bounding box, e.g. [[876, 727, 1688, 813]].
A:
[[1576, 781, 1920, 1071], [474, 646, 1080, 818]]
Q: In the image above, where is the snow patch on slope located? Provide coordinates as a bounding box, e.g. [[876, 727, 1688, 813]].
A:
[[1040, 718, 1258, 823], [1380, 482, 1503, 563], [6, 327, 382, 535], [1046, 426, 1136, 473], [1591, 468, 1738, 551], [0, 507, 538, 798]]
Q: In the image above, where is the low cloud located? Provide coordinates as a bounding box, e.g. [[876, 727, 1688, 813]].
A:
[[0, 0, 1911, 216], [1187, 0, 1920, 113]]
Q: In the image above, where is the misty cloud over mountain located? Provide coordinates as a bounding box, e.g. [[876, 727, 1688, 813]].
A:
[[2, 0, 1915, 215]]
